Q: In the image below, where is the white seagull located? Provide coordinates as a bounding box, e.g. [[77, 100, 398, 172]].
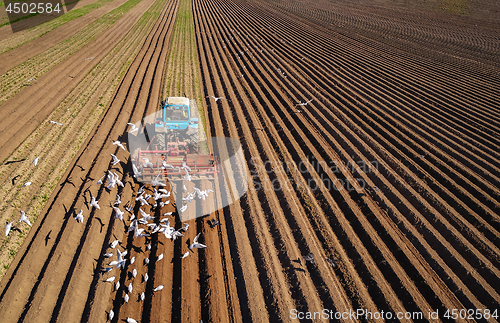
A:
[[124, 293, 129, 303], [112, 140, 126, 151], [90, 196, 100, 210], [110, 154, 120, 166], [22, 181, 32, 187], [105, 276, 115, 282], [112, 206, 124, 222], [296, 99, 313, 106], [190, 233, 207, 249], [110, 239, 119, 248], [157, 253, 163, 262], [96, 175, 105, 185], [153, 285, 164, 292], [132, 268, 137, 278], [4, 221, 14, 236], [19, 211, 32, 226], [140, 292, 145, 301], [127, 123, 139, 133], [74, 210, 84, 223], [206, 95, 228, 102], [128, 282, 133, 294], [108, 309, 114, 321], [115, 281, 120, 291], [32, 157, 39, 166], [181, 251, 189, 259]]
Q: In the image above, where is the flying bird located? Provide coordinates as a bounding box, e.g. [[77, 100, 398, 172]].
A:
[[110, 239, 119, 248], [112, 140, 126, 151], [114, 194, 121, 206], [19, 211, 32, 226], [127, 123, 139, 133], [189, 233, 207, 249], [296, 99, 313, 106], [112, 206, 124, 222], [132, 164, 141, 178], [110, 154, 120, 166], [304, 253, 315, 264], [90, 196, 100, 210], [74, 210, 84, 223], [49, 120, 63, 126], [96, 175, 105, 185], [4, 221, 14, 236], [206, 95, 228, 102]]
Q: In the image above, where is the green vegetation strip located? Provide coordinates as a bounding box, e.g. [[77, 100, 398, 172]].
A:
[[0, 0, 114, 53], [0, 0, 142, 105], [0, 0, 168, 278], [163, 0, 207, 135]]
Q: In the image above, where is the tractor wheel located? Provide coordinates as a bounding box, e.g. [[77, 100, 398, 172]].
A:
[[156, 133, 166, 150], [189, 131, 199, 153]]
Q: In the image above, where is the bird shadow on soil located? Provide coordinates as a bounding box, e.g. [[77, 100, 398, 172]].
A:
[[60, 177, 75, 188], [95, 217, 105, 233], [44, 230, 52, 246], [4, 159, 26, 165]]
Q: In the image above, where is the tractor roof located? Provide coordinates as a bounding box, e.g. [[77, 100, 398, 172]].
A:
[[167, 97, 190, 106]]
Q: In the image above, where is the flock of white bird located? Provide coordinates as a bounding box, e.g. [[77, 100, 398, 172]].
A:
[[77, 135, 214, 323]]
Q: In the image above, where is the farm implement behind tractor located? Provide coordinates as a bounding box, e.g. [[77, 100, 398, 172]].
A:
[[130, 97, 216, 182]]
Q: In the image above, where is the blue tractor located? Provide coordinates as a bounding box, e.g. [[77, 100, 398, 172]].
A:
[[155, 97, 200, 152]]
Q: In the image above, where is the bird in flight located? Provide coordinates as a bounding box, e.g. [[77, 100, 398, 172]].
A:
[[127, 123, 139, 133], [4, 221, 14, 236], [19, 211, 32, 226], [96, 175, 105, 185], [296, 99, 313, 106], [110, 154, 120, 166], [74, 210, 84, 223], [190, 233, 207, 249], [112, 206, 124, 222], [90, 196, 100, 210], [206, 95, 228, 102], [49, 120, 63, 126], [112, 140, 126, 151], [304, 253, 315, 264]]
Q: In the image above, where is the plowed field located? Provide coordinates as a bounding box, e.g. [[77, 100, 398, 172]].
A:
[[0, 0, 499, 321]]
